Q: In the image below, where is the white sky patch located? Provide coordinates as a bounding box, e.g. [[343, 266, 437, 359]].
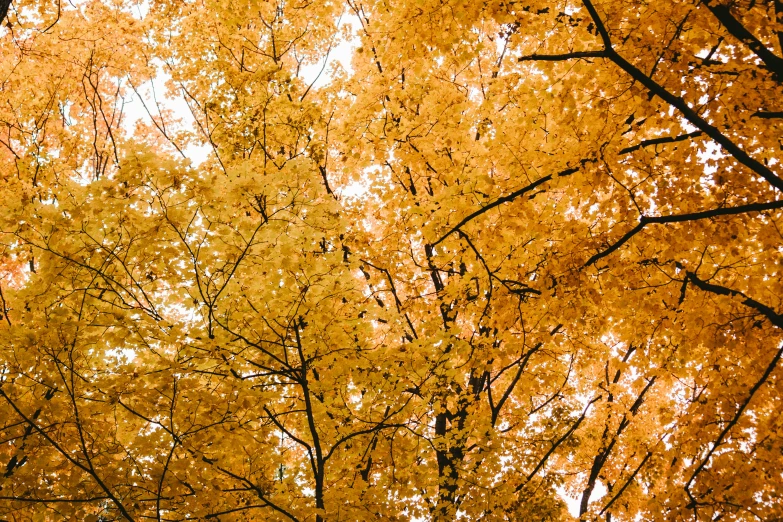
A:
[[299, 13, 360, 89], [337, 165, 379, 200], [121, 68, 212, 166], [696, 139, 725, 176], [557, 486, 580, 517], [558, 480, 606, 518]]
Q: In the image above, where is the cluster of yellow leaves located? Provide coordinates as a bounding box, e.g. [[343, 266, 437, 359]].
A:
[[1, 0, 782, 520]]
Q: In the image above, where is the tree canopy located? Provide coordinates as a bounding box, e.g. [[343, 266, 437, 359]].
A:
[[1, 0, 782, 520]]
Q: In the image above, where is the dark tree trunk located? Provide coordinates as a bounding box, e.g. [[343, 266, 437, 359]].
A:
[[1, 0, 11, 26]]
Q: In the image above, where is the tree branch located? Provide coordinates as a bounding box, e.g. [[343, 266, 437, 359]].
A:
[[619, 131, 703, 155], [751, 111, 783, 118], [681, 272, 783, 504], [702, 0, 783, 80], [584, 199, 783, 266], [0, 390, 135, 521], [684, 272, 783, 329], [432, 164, 585, 247], [0, 495, 110, 503], [515, 395, 601, 492], [518, 50, 607, 61], [582, 0, 783, 192], [0, 0, 10, 26], [598, 452, 652, 516]]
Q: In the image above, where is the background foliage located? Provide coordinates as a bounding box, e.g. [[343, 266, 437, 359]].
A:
[[1, 0, 782, 520]]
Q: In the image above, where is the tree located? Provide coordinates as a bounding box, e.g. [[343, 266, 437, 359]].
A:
[[1, 0, 781, 520]]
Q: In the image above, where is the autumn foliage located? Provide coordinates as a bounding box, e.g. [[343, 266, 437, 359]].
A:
[[1, 0, 782, 520]]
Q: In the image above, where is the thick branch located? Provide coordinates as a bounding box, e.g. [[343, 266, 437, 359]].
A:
[[702, 0, 783, 80], [579, 377, 655, 516], [582, 0, 783, 192], [205, 504, 281, 519], [213, 465, 299, 521], [684, 272, 783, 329], [619, 131, 703, 155], [324, 421, 405, 462], [0, 0, 10, 26], [751, 110, 783, 118], [584, 199, 783, 266], [0, 282, 11, 326], [685, 339, 783, 505], [518, 50, 607, 61]]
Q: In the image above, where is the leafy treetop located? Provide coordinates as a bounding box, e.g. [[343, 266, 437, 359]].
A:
[[1, 0, 782, 520]]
